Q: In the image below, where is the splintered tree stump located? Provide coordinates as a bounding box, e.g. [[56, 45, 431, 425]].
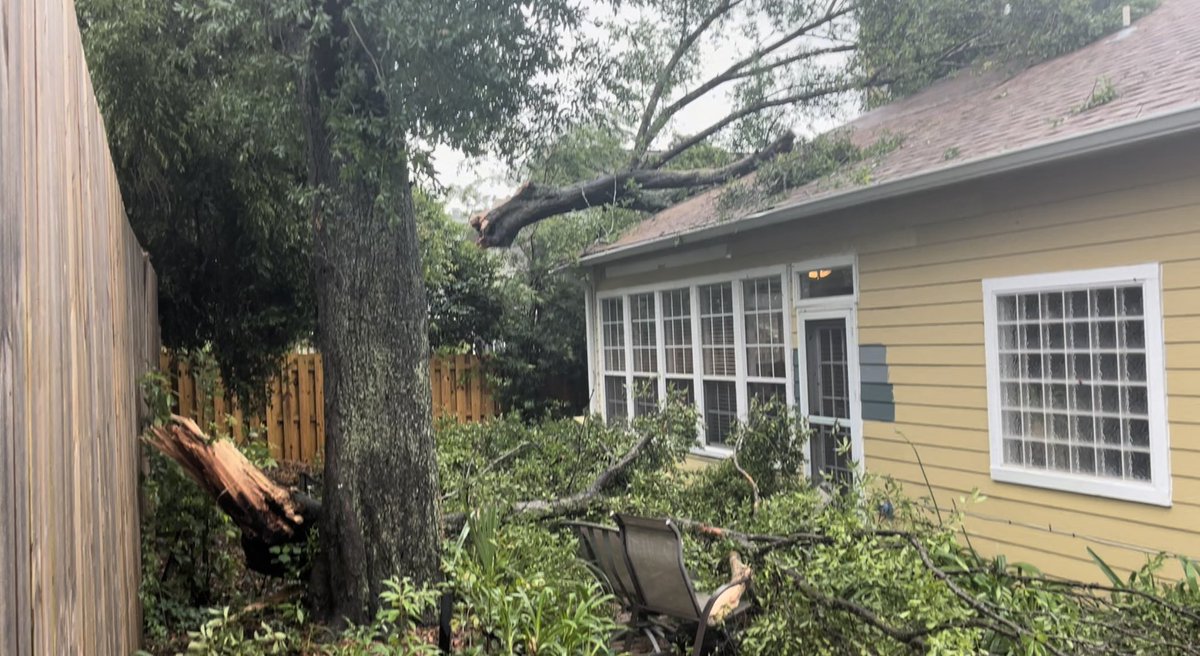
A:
[[145, 415, 321, 577]]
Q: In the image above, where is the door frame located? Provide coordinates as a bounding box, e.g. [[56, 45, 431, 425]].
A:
[[791, 255, 864, 481]]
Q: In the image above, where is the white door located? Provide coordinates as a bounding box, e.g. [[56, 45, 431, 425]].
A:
[[796, 309, 862, 486]]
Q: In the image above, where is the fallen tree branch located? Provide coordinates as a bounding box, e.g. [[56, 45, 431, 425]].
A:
[[443, 430, 658, 530], [775, 561, 1000, 651], [144, 415, 320, 577], [731, 433, 760, 516], [470, 133, 795, 247]]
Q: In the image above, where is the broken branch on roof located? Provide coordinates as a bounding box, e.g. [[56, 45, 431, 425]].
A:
[[470, 133, 795, 248]]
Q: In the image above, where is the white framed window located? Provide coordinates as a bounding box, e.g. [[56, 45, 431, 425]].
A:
[[600, 297, 628, 422], [630, 292, 659, 416], [592, 267, 793, 454], [661, 288, 695, 406], [700, 282, 738, 445], [982, 264, 1171, 506], [744, 276, 787, 409]]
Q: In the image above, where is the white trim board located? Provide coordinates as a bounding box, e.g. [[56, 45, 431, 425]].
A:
[[981, 263, 1171, 507]]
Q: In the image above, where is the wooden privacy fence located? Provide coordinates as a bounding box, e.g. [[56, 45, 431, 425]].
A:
[[1, 1, 161, 653], [162, 352, 498, 463]]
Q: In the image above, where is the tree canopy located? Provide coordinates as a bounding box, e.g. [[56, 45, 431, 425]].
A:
[[472, 0, 1158, 247]]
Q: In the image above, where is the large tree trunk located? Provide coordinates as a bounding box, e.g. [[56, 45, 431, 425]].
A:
[[300, 0, 442, 625]]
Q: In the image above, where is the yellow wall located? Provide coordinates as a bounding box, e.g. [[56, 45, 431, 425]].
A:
[[594, 133, 1200, 581]]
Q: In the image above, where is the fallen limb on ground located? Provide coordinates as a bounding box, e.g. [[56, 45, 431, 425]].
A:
[[708, 551, 752, 625], [144, 415, 320, 577]]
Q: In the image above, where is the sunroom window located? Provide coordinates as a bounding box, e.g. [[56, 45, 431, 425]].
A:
[[661, 288, 694, 404], [596, 271, 792, 451], [699, 282, 737, 445], [983, 264, 1169, 506], [600, 298, 627, 422], [743, 276, 787, 408], [630, 293, 659, 416]]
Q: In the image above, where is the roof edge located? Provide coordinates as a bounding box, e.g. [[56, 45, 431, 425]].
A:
[[581, 104, 1200, 266]]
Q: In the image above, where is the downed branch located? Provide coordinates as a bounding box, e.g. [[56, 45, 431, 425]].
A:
[[443, 429, 658, 531], [775, 561, 999, 651], [470, 134, 795, 248], [145, 415, 320, 577]]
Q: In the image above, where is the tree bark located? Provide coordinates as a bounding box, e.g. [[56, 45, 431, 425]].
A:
[[300, 0, 442, 626], [470, 133, 795, 248]]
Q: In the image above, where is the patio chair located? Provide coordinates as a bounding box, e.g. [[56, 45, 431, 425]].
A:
[[615, 514, 752, 655], [562, 520, 669, 652]]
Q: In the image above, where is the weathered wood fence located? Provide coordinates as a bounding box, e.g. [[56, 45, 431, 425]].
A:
[[162, 352, 498, 463], [1, 1, 161, 652]]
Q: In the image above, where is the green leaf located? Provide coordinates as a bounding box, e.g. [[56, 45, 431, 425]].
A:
[[1088, 547, 1125, 589]]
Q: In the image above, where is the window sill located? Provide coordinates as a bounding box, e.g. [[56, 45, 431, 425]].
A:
[[691, 445, 733, 460], [990, 465, 1172, 507]]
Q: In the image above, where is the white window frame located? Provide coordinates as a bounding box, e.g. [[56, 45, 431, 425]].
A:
[[593, 265, 794, 458], [982, 263, 1171, 507], [794, 254, 859, 310], [792, 255, 864, 481]]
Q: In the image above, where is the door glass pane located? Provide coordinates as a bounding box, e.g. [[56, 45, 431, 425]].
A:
[[812, 423, 853, 488], [806, 319, 850, 419]]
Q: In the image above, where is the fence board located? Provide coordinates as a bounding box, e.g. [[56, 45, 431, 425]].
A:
[[167, 352, 498, 464], [0, 0, 159, 650]]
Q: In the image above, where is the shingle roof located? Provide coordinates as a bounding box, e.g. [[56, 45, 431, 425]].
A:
[[594, 0, 1200, 255]]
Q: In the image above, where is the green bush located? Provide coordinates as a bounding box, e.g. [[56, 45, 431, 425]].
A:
[[160, 401, 1200, 655]]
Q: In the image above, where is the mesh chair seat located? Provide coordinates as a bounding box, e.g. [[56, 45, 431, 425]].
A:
[[616, 514, 752, 654]]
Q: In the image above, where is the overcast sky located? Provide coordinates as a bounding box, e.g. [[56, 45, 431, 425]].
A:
[[432, 3, 858, 220]]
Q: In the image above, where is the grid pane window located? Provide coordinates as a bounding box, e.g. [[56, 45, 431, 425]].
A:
[[995, 284, 1152, 482], [666, 378, 695, 406], [605, 376, 627, 424], [703, 380, 737, 446], [661, 289, 694, 375], [699, 283, 736, 376], [601, 298, 625, 372], [812, 424, 854, 488], [630, 293, 658, 373], [633, 377, 659, 416], [743, 276, 786, 379]]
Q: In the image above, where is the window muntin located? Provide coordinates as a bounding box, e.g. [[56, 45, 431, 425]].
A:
[[630, 293, 658, 374], [703, 380, 737, 446], [600, 298, 625, 372], [604, 375, 627, 424], [744, 277, 786, 379], [596, 271, 791, 452], [661, 289, 693, 375], [984, 265, 1169, 506], [699, 283, 736, 377]]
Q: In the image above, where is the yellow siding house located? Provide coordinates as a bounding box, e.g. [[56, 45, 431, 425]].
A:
[[581, 0, 1200, 580]]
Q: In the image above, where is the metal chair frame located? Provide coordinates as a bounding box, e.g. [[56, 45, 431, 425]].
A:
[[615, 514, 752, 655]]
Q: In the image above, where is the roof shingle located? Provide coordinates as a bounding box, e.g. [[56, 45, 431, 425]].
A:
[[598, 0, 1200, 254]]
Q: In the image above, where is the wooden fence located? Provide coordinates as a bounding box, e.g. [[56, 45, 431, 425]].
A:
[[1, 1, 161, 653], [162, 352, 498, 464]]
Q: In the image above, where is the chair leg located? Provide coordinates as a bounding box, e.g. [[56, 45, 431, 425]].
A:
[[690, 621, 710, 655], [643, 626, 662, 653]]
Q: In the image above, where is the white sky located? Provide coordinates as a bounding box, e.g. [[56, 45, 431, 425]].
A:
[[432, 2, 859, 220]]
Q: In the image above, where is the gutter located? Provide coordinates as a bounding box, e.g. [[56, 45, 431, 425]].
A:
[[579, 103, 1200, 267]]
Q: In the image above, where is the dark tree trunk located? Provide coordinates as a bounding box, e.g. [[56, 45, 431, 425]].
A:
[[300, 0, 442, 626]]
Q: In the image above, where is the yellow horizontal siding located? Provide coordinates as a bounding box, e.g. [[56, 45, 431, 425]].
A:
[[861, 231, 1200, 293], [850, 150, 1200, 578], [593, 134, 1200, 580]]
